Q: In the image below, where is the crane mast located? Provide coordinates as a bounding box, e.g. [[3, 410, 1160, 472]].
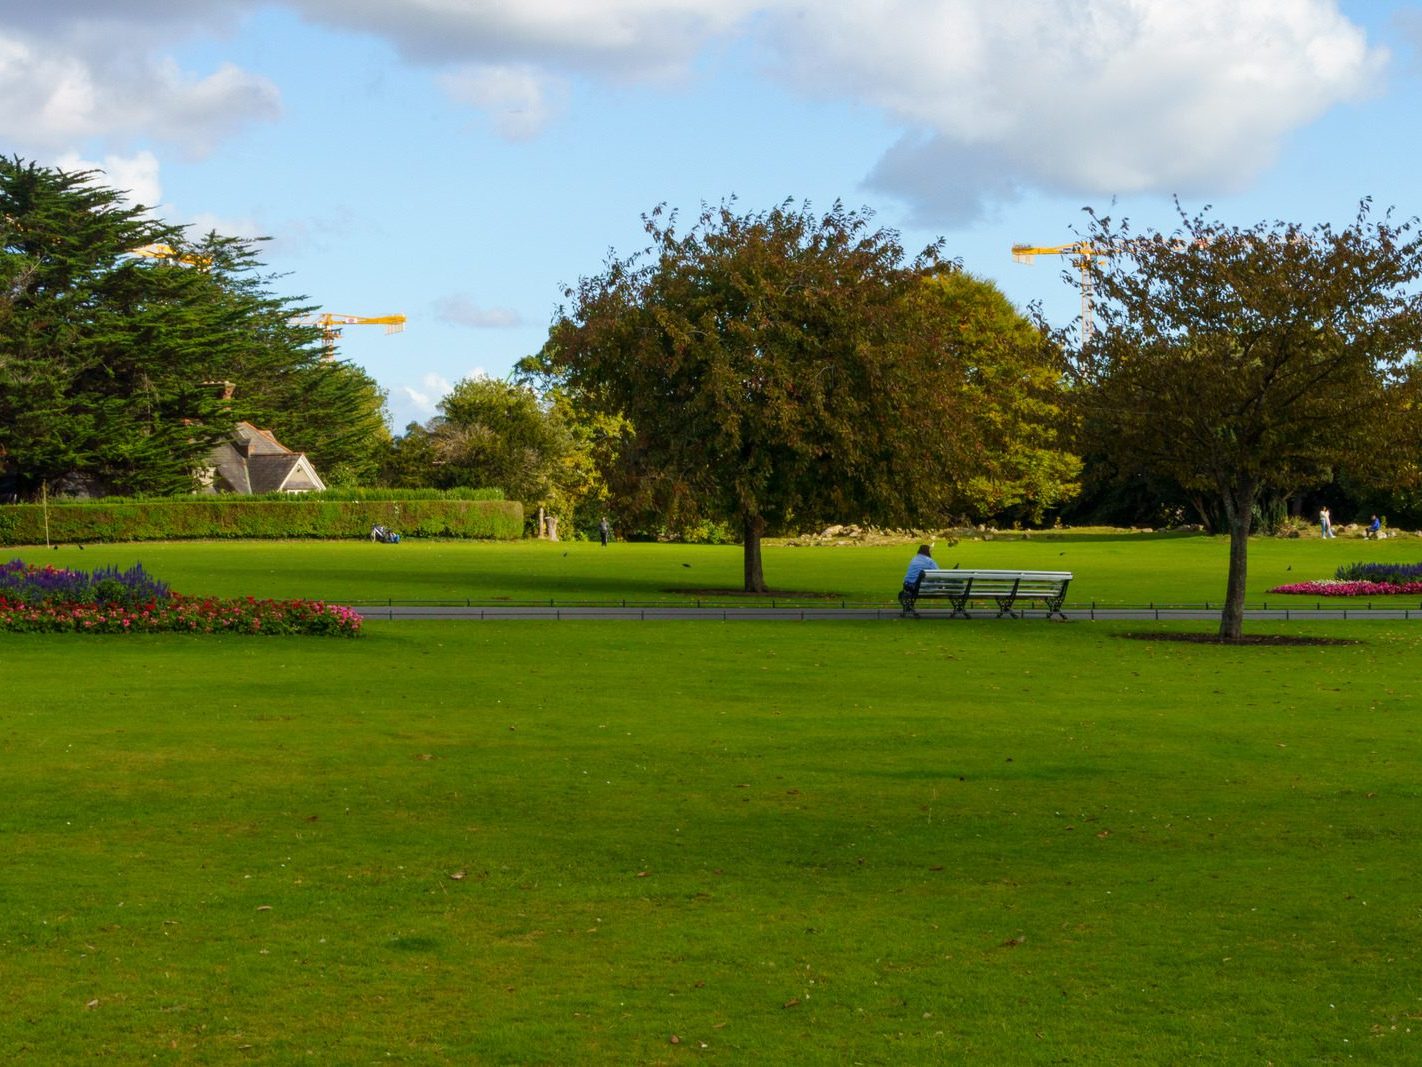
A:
[[1010, 242, 1107, 343]]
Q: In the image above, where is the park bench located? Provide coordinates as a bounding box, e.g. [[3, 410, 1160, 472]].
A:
[[900, 568, 1073, 620]]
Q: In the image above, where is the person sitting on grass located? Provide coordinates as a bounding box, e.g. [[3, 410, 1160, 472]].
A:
[[899, 544, 939, 617], [1367, 515, 1382, 539]]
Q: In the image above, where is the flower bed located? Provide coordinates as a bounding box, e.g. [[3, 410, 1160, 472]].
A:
[[0, 559, 168, 606], [0, 560, 362, 636], [1269, 579, 1422, 597], [1333, 561, 1422, 585]]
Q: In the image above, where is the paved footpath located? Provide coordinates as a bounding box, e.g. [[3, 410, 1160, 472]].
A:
[[351, 603, 1422, 622]]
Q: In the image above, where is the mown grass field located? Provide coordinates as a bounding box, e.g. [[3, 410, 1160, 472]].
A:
[[4, 537, 1422, 1062], [10, 528, 1422, 606]]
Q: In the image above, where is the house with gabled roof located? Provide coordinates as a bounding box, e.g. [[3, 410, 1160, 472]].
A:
[[202, 422, 327, 494]]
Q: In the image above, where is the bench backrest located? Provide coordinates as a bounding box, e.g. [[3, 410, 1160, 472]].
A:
[[918, 569, 1072, 596]]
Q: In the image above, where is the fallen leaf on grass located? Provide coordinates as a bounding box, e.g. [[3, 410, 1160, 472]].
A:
[[449, 870, 467, 881], [636, 871, 650, 878], [256, 905, 272, 911], [1001, 935, 1027, 948], [1096, 830, 1111, 839], [85, 999, 99, 1010], [669, 1035, 681, 1045], [783, 998, 800, 1009]]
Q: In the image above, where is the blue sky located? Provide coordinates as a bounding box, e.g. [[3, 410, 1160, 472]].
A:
[[5, 1, 1421, 429]]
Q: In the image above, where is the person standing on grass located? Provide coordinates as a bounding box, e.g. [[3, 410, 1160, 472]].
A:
[[1320, 506, 1335, 538], [899, 543, 939, 616], [599, 516, 610, 547]]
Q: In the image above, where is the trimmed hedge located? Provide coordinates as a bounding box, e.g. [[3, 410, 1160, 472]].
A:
[[0, 497, 524, 545]]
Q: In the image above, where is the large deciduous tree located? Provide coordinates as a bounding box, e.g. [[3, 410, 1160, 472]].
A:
[[1072, 201, 1422, 639], [911, 272, 1080, 522], [530, 199, 1077, 591], [384, 377, 576, 528]]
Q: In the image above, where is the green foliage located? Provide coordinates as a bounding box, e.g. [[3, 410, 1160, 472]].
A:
[[1070, 200, 1422, 636], [0, 158, 392, 500], [531, 199, 1074, 590], [910, 272, 1079, 520], [0, 496, 523, 544], [430, 377, 572, 507], [0, 158, 231, 497], [380, 382, 585, 528], [543, 387, 628, 536]]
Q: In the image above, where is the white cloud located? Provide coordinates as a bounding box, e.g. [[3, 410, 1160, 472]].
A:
[[396, 372, 454, 423], [439, 63, 568, 140], [182, 211, 266, 242], [293, 0, 1383, 220], [290, 0, 765, 79], [764, 0, 1384, 221], [392, 368, 494, 429], [53, 149, 163, 209], [0, 26, 279, 158], [433, 293, 524, 329], [0, 1, 1385, 225]]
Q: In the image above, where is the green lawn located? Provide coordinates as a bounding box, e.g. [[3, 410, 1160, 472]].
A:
[[9, 530, 1422, 606], [4, 617, 1422, 1063]]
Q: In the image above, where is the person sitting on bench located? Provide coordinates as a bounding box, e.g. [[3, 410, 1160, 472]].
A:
[[899, 544, 939, 616]]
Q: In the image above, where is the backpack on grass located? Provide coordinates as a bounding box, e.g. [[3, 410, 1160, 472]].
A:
[[369, 524, 400, 544]]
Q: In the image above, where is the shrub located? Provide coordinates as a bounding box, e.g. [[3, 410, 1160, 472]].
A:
[[0, 496, 523, 545]]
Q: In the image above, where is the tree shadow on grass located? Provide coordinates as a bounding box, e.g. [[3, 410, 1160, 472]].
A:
[[1116, 632, 1360, 646], [669, 587, 845, 599]]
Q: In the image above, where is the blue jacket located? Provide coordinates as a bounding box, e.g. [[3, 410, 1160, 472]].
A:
[[903, 552, 938, 587]]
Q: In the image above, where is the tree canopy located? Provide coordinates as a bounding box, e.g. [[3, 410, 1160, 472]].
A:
[[0, 157, 388, 499], [1071, 200, 1422, 638], [528, 199, 1077, 590], [381, 377, 579, 528]]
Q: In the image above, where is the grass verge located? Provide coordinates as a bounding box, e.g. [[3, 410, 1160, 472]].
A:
[[10, 532, 1422, 607], [4, 619, 1420, 1062]]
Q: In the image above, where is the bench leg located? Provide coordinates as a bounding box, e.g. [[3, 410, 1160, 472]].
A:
[[898, 589, 919, 618], [994, 597, 1019, 619]]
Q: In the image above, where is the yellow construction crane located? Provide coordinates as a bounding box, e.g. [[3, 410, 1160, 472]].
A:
[[1010, 242, 1110, 343], [128, 243, 212, 268], [291, 313, 407, 359]]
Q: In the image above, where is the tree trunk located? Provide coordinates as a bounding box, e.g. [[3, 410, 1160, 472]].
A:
[[1218, 484, 1256, 641], [742, 514, 767, 593]]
